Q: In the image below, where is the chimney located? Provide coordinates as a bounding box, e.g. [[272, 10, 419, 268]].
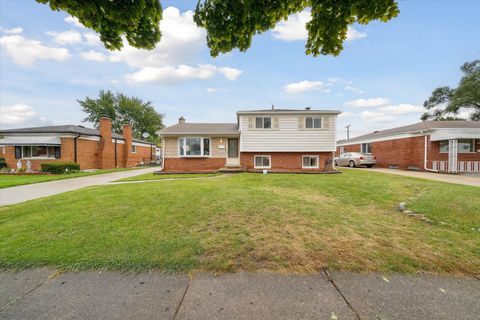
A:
[[178, 116, 186, 124], [123, 123, 133, 167], [99, 117, 112, 140], [271, 104, 275, 110], [305, 107, 311, 110]]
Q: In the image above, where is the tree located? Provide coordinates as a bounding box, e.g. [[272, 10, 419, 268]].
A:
[[37, 0, 399, 56], [79, 90, 164, 143], [422, 59, 480, 121]]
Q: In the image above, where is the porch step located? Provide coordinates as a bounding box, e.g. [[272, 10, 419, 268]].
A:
[[217, 166, 246, 173]]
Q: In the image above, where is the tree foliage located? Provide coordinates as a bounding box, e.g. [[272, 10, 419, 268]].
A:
[[79, 90, 164, 142], [36, 0, 162, 50], [422, 59, 480, 121], [37, 0, 399, 56]]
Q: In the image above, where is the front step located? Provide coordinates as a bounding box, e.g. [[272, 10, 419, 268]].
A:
[[217, 166, 246, 173]]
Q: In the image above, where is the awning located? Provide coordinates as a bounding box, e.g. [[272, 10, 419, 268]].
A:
[[430, 128, 480, 141], [0, 135, 61, 146]]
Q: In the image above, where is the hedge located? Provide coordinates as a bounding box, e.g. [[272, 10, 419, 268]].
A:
[[40, 162, 80, 174]]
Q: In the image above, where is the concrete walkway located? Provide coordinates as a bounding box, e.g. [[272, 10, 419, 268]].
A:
[[346, 167, 480, 187], [0, 167, 159, 206], [0, 269, 478, 320]]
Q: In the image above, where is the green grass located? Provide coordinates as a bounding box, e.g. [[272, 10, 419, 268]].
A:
[[116, 172, 221, 182], [0, 168, 140, 188], [0, 169, 479, 275]]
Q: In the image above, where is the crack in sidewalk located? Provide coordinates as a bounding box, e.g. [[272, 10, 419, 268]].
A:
[[172, 275, 191, 320], [323, 269, 361, 320]]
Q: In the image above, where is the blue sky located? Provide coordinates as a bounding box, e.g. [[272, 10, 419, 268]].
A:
[[1, 0, 479, 139]]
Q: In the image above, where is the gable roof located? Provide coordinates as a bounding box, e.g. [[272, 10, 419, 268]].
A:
[[0, 125, 153, 144], [237, 108, 341, 115], [337, 121, 480, 145], [158, 123, 239, 135]]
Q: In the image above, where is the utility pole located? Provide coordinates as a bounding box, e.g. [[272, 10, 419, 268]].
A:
[[345, 124, 351, 140]]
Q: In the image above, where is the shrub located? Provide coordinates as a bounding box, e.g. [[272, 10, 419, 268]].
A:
[[0, 158, 5, 169], [41, 162, 80, 174]]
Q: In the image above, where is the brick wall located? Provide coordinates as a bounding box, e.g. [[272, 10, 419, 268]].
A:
[[336, 136, 480, 170], [163, 157, 226, 172], [240, 152, 335, 172]]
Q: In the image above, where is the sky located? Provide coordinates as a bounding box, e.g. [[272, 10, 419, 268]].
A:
[[0, 0, 479, 140]]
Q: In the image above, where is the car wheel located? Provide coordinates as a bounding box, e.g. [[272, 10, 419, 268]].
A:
[[366, 164, 373, 168], [349, 160, 356, 168]]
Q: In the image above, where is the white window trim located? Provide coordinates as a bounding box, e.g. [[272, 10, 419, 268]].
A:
[[302, 155, 319, 169], [254, 155, 271, 169], [304, 116, 322, 129], [255, 116, 272, 130], [439, 139, 476, 154], [131, 145, 137, 154], [361, 143, 372, 154], [21, 146, 56, 160], [178, 137, 211, 157]]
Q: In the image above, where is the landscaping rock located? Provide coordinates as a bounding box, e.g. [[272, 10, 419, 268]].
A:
[[398, 202, 407, 212]]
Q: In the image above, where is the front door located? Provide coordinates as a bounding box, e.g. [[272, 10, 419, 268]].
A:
[[226, 138, 240, 166]]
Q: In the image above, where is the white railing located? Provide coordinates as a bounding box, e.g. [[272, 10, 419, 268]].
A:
[[432, 161, 480, 173]]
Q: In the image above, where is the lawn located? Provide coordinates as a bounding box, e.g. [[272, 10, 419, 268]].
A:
[[0, 170, 479, 275], [116, 172, 221, 182], [0, 168, 141, 188]]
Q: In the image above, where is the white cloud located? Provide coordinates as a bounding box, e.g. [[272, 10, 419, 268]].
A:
[[83, 32, 102, 46], [0, 26, 23, 34], [126, 64, 242, 84], [284, 80, 323, 94], [379, 104, 423, 115], [64, 16, 84, 28], [345, 85, 364, 94], [80, 50, 106, 62], [345, 97, 390, 108], [272, 10, 367, 42], [46, 29, 82, 45], [361, 111, 395, 123], [338, 111, 355, 118], [0, 104, 50, 128], [0, 35, 70, 66], [206, 88, 228, 93]]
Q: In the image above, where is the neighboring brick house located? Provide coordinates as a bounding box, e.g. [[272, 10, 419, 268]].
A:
[[158, 108, 340, 173], [0, 117, 155, 170], [336, 121, 480, 173]]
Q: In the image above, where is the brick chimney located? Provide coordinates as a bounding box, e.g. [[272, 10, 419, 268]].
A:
[[122, 123, 133, 167], [97, 117, 115, 169], [178, 116, 186, 124]]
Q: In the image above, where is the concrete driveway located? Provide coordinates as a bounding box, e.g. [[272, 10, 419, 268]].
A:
[[1, 269, 479, 320], [344, 167, 480, 187], [0, 167, 158, 206]]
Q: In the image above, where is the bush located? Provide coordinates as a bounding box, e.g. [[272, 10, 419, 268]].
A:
[[0, 158, 5, 169], [41, 162, 80, 174]]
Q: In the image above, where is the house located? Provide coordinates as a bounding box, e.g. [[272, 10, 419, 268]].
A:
[[158, 108, 341, 173], [0, 117, 155, 170], [336, 121, 480, 173]]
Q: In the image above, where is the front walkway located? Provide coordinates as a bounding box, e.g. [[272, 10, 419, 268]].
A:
[[0, 268, 478, 320], [0, 167, 159, 206], [347, 167, 480, 187]]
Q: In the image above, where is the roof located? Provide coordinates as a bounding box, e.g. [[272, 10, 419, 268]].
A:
[[158, 123, 239, 135], [338, 121, 480, 144], [0, 125, 153, 144], [236, 108, 341, 115]]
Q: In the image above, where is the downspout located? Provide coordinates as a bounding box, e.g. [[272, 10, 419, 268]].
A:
[[74, 135, 79, 163], [160, 138, 165, 171], [114, 138, 117, 168], [423, 134, 438, 172]]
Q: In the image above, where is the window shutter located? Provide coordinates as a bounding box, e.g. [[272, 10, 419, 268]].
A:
[[298, 116, 304, 129], [273, 117, 279, 130], [15, 146, 22, 159], [54, 146, 61, 159], [322, 116, 329, 130], [248, 116, 253, 129]]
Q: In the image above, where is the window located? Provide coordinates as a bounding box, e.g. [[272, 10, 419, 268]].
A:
[[339, 147, 344, 154], [361, 143, 372, 154], [254, 155, 271, 169], [439, 139, 476, 153], [255, 116, 272, 129], [302, 155, 319, 168], [178, 137, 210, 156], [131, 145, 137, 153], [305, 116, 322, 129], [21, 146, 56, 159]]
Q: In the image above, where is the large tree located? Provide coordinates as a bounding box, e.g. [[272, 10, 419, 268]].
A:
[[79, 90, 164, 142], [37, 0, 399, 56], [422, 59, 480, 121]]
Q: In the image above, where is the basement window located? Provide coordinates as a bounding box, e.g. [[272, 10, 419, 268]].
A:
[[302, 155, 319, 169], [254, 155, 271, 169]]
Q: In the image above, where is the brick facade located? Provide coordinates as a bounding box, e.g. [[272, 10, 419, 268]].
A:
[[0, 117, 153, 171], [336, 135, 480, 171], [241, 152, 334, 172], [163, 157, 226, 172]]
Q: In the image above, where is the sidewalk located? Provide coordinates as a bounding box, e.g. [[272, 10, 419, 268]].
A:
[[1, 269, 478, 320], [0, 167, 158, 206]]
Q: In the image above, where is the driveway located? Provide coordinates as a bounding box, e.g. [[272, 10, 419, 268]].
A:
[[345, 167, 480, 187], [0, 167, 158, 206], [0, 269, 478, 320]]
